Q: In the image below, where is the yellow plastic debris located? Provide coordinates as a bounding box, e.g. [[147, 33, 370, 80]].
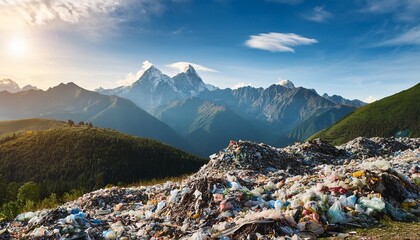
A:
[[352, 170, 365, 178]]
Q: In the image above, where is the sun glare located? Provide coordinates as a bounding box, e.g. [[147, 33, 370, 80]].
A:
[[8, 37, 27, 57]]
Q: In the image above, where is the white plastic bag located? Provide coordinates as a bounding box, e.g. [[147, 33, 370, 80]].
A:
[[327, 201, 347, 223]]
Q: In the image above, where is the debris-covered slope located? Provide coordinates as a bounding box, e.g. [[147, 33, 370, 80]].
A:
[[1, 137, 419, 239]]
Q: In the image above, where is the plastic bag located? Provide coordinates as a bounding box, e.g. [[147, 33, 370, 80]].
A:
[[339, 195, 347, 206], [360, 160, 391, 171], [358, 197, 385, 211], [229, 181, 240, 191], [274, 200, 283, 211], [220, 200, 234, 211], [169, 189, 180, 202], [194, 189, 202, 199], [346, 195, 357, 208], [155, 201, 166, 212], [354, 203, 365, 213], [102, 230, 117, 240], [327, 201, 347, 223], [304, 201, 318, 213], [190, 231, 209, 240], [290, 199, 304, 209]]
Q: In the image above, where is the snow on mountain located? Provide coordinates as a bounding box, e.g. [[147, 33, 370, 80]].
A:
[[0, 79, 21, 93], [0, 79, 40, 93], [133, 65, 174, 90], [277, 80, 295, 89], [205, 83, 218, 91], [99, 64, 214, 111], [173, 65, 208, 97]]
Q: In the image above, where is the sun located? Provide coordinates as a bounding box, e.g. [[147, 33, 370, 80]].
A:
[[8, 37, 27, 57]]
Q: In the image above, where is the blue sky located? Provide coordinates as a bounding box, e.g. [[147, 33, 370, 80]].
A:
[[1, 0, 420, 102]]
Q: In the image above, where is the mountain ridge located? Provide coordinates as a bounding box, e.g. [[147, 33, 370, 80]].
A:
[[98, 65, 214, 112], [310, 83, 420, 144], [96, 65, 366, 155], [0, 82, 195, 153], [0, 79, 39, 93], [0, 124, 205, 201]]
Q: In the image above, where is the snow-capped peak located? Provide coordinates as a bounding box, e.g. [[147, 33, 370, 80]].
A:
[[133, 64, 174, 91], [142, 65, 165, 78], [184, 65, 201, 77], [183, 64, 194, 72], [1, 79, 17, 86], [142, 60, 154, 70], [0, 79, 21, 93], [278, 80, 295, 89]]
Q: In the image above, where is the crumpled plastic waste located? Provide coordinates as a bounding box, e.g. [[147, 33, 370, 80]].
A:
[[1, 137, 419, 239], [328, 201, 348, 223]]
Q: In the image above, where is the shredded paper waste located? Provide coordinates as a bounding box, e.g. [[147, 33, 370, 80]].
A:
[[1, 137, 419, 239]]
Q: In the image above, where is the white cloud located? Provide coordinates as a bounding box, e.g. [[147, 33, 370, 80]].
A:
[[166, 62, 219, 73], [0, 0, 166, 37], [365, 96, 377, 103], [117, 60, 153, 86], [232, 82, 253, 89], [302, 6, 333, 23], [0, 0, 121, 26], [244, 32, 318, 52], [379, 26, 420, 46]]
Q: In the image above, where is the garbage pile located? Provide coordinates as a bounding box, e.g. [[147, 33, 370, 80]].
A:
[[1, 137, 419, 239]]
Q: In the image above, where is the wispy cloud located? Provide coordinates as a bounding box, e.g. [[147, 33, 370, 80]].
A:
[[0, 0, 166, 37], [166, 62, 219, 73], [117, 60, 153, 86], [360, 0, 420, 22], [244, 32, 318, 52], [302, 6, 333, 23], [379, 26, 420, 46], [0, 0, 121, 26]]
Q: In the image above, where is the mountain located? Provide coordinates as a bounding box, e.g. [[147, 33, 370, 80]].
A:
[[199, 85, 338, 131], [98, 65, 212, 112], [173, 65, 209, 97], [0, 82, 193, 152], [287, 105, 355, 141], [311, 83, 420, 144], [278, 80, 295, 89], [0, 125, 205, 198], [97, 65, 366, 154], [0, 118, 67, 139], [155, 97, 263, 155], [0, 79, 39, 93], [21, 85, 39, 91], [0, 79, 20, 93], [322, 93, 366, 107]]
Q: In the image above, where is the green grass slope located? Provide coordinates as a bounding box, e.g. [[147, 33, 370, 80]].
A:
[[309, 83, 420, 144], [0, 126, 206, 198], [0, 118, 67, 139]]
